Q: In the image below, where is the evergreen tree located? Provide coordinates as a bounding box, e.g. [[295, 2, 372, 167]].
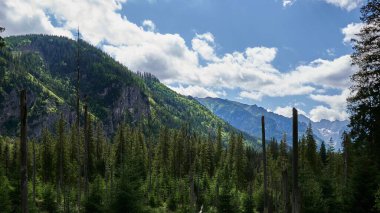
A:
[[320, 141, 327, 166], [349, 0, 380, 164], [305, 123, 318, 173]]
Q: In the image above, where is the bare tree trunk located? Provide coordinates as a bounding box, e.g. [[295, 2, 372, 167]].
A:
[[32, 138, 36, 204], [262, 116, 269, 213], [84, 103, 89, 198], [58, 114, 64, 204], [292, 108, 300, 213], [76, 27, 82, 210], [20, 89, 28, 213]]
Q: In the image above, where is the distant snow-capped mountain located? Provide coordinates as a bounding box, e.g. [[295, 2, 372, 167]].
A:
[[197, 97, 349, 150]]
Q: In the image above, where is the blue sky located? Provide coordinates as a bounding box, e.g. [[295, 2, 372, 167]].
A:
[[0, 0, 364, 121]]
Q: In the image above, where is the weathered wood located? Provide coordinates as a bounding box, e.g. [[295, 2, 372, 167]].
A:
[[20, 89, 28, 213], [262, 116, 268, 213], [84, 103, 89, 197], [292, 108, 300, 213], [76, 28, 82, 210]]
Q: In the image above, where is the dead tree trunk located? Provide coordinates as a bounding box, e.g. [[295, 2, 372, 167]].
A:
[[76, 28, 81, 210], [262, 116, 269, 213], [292, 108, 300, 213], [84, 103, 89, 198], [32, 138, 36, 204], [20, 89, 28, 213], [57, 114, 64, 203]]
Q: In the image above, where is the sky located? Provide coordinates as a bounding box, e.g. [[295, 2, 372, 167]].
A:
[[0, 0, 365, 122]]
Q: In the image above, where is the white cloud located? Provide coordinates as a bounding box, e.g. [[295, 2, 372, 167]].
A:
[[142, 20, 156, 32], [239, 91, 263, 101], [309, 89, 350, 121], [342, 22, 364, 44], [274, 106, 307, 118], [169, 85, 218, 98], [309, 105, 348, 122], [283, 0, 296, 7], [324, 0, 363, 11], [191, 33, 217, 61], [0, 0, 356, 121], [0, 0, 72, 38]]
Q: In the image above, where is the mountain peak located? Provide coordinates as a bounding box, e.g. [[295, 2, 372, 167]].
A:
[[197, 97, 349, 149]]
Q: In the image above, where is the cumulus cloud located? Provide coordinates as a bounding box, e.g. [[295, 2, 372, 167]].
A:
[[0, 0, 72, 38], [169, 85, 219, 98], [191, 33, 217, 61], [142, 20, 156, 32], [324, 0, 363, 11], [0, 0, 355, 121], [342, 22, 364, 44], [309, 89, 350, 121], [309, 105, 348, 122], [274, 106, 307, 118]]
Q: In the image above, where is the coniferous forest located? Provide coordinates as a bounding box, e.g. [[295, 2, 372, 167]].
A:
[[0, 1, 380, 213]]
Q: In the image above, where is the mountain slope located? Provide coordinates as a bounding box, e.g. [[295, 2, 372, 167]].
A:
[[0, 35, 256, 145], [197, 97, 349, 149]]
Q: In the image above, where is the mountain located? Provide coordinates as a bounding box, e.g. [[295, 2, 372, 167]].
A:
[[0, 35, 257, 145], [197, 97, 349, 149]]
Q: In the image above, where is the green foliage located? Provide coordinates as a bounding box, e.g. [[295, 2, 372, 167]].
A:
[[375, 185, 380, 211], [41, 184, 58, 213], [110, 166, 145, 213], [0, 174, 12, 213], [85, 176, 105, 213]]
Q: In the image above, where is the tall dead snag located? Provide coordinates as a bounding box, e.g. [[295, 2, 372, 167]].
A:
[[32, 138, 36, 204], [83, 102, 89, 197], [76, 27, 82, 209], [20, 89, 28, 213], [262, 116, 268, 213], [57, 114, 64, 203], [292, 108, 300, 213]]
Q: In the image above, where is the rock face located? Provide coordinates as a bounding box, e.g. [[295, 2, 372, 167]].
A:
[[107, 86, 150, 134], [0, 86, 150, 137]]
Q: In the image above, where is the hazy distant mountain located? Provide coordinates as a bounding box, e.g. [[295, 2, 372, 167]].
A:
[[197, 97, 349, 149]]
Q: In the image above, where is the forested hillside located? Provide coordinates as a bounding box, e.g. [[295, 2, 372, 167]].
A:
[[0, 34, 254, 144], [0, 0, 380, 212]]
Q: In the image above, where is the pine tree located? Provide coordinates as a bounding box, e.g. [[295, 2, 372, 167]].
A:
[[349, 1, 380, 157], [42, 128, 54, 183], [56, 114, 65, 201], [215, 126, 223, 168], [305, 123, 318, 173], [320, 141, 327, 166]]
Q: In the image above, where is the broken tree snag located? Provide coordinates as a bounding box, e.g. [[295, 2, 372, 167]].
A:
[[292, 108, 300, 213], [20, 89, 28, 213], [84, 102, 89, 197], [262, 115, 268, 213]]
